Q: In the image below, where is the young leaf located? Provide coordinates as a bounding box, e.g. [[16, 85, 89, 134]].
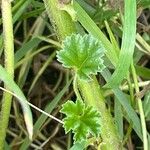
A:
[[60, 99, 101, 142], [57, 34, 105, 80]]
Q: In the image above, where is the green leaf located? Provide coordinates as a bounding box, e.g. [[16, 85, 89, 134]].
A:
[[74, 0, 137, 88], [20, 79, 72, 149], [61, 99, 101, 142], [135, 65, 150, 79], [14, 37, 42, 64], [143, 91, 150, 119], [138, 0, 150, 8], [73, 1, 118, 66], [105, 0, 136, 88], [0, 65, 33, 139], [101, 69, 142, 140], [57, 34, 105, 80]]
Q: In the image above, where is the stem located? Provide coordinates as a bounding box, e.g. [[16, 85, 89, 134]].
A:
[[0, 0, 14, 149], [73, 74, 82, 100], [78, 76, 121, 150], [104, 80, 150, 97], [0, 87, 64, 125], [123, 124, 133, 146], [43, 0, 76, 40], [127, 73, 134, 106], [131, 62, 148, 150]]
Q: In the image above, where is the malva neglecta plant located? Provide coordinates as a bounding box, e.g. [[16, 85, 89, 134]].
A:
[[57, 34, 121, 149], [57, 34, 104, 143]]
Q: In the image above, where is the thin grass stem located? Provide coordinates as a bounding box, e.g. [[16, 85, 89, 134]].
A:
[[131, 62, 148, 150], [0, 1, 14, 149]]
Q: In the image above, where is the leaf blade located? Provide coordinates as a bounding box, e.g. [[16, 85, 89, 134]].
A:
[[0, 65, 33, 139], [105, 0, 137, 88], [57, 34, 105, 81], [61, 99, 101, 143]]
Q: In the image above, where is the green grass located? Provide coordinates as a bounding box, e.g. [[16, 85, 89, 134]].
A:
[[0, 0, 150, 149]]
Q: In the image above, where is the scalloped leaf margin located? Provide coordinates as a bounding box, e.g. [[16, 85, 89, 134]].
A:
[[57, 34, 105, 81], [60, 99, 101, 143]]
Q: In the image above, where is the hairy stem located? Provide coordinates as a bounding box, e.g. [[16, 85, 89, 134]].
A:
[[0, 0, 14, 149], [73, 73, 82, 100], [78, 76, 121, 150], [43, 0, 76, 40]]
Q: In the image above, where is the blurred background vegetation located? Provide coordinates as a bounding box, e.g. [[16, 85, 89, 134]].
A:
[[0, 0, 150, 149]]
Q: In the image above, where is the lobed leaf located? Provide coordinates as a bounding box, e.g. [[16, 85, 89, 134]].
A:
[[61, 99, 101, 142], [57, 34, 105, 81]]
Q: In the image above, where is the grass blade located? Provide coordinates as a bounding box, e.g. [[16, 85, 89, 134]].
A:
[[135, 65, 150, 79], [114, 98, 123, 140], [13, 0, 32, 24], [105, 0, 137, 88], [0, 65, 33, 140], [102, 69, 142, 140], [20, 79, 72, 149], [14, 37, 42, 64], [74, 1, 118, 66], [28, 52, 56, 93]]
